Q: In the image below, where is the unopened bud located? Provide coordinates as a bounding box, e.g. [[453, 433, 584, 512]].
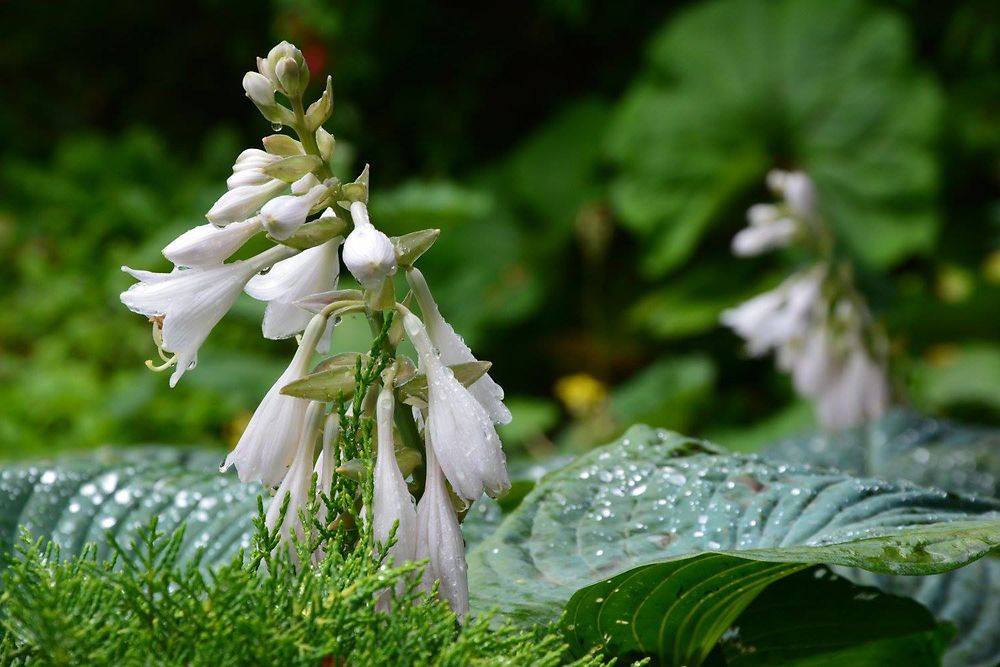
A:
[[275, 57, 302, 98], [243, 72, 275, 108], [316, 127, 336, 162], [305, 76, 334, 131], [343, 203, 397, 290]]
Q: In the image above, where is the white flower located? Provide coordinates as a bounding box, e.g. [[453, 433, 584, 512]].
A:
[[721, 269, 823, 357], [767, 169, 817, 219], [264, 402, 323, 544], [343, 202, 397, 290], [406, 267, 511, 424], [732, 218, 799, 256], [816, 343, 890, 429], [120, 245, 292, 387], [162, 218, 262, 267], [222, 314, 323, 486], [206, 149, 288, 227], [260, 174, 329, 240], [243, 72, 276, 109], [245, 233, 342, 339], [415, 444, 469, 618], [787, 325, 837, 396], [403, 312, 510, 502], [372, 382, 417, 563]]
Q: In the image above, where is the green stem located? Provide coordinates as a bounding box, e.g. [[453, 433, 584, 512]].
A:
[[290, 98, 332, 180]]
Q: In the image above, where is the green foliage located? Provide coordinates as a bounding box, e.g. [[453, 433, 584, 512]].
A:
[[466, 425, 1000, 626], [0, 520, 595, 666], [565, 558, 951, 666], [608, 0, 942, 275]]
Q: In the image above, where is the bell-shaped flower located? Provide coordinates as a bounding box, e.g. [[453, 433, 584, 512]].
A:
[[415, 444, 469, 618], [731, 204, 799, 257], [162, 218, 262, 267], [343, 202, 397, 290], [816, 342, 890, 430], [372, 382, 417, 563], [245, 230, 342, 339], [403, 312, 510, 502], [264, 402, 323, 545], [222, 313, 323, 486], [767, 169, 817, 220], [406, 267, 511, 424], [260, 174, 329, 240], [120, 245, 292, 387]]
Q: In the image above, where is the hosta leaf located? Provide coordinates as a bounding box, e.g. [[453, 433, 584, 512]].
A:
[[0, 447, 261, 568], [762, 409, 1000, 667], [607, 0, 941, 274], [565, 557, 952, 666], [466, 426, 1000, 626]]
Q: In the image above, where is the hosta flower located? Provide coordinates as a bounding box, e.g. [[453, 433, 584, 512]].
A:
[[222, 314, 323, 486], [721, 268, 823, 357], [372, 381, 417, 562], [245, 227, 342, 339], [406, 267, 511, 425], [731, 204, 799, 257], [403, 312, 510, 502], [343, 202, 397, 290], [162, 218, 262, 267], [120, 245, 293, 387], [265, 402, 324, 543], [816, 341, 890, 429], [768, 169, 817, 220], [415, 444, 469, 618], [207, 149, 287, 227], [260, 174, 330, 240]]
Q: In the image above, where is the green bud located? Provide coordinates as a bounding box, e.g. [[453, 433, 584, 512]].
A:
[[316, 127, 336, 163], [306, 76, 335, 131], [338, 164, 370, 206], [393, 229, 440, 267], [280, 364, 356, 402], [275, 57, 302, 98], [335, 458, 366, 481], [261, 154, 323, 183], [397, 361, 493, 407], [271, 209, 349, 250], [262, 134, 304, 156]]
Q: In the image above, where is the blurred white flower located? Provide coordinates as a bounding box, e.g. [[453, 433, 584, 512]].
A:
[[731, 204, 799, 256], [721, 268, 823, 357], [816, 341, 890, 429], [245, 229, 342, 339], [415, 444, 469, 618], [120, 245, 293, 387], [406, 267, 511, 425], [767, 169, 817, 219], [162, 218, 262, 267], [403, 312, 510, 502], [222, 314, 323, 486], [343, 202, 397, 290], [372, 381, 417, 563]]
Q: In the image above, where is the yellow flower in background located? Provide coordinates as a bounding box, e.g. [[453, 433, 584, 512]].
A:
[[555, 373, 608, 418]]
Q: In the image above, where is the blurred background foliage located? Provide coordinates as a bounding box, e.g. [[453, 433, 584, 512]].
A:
[[0, 0, 997, 461]]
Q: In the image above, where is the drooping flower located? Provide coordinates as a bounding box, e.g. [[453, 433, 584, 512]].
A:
[[265, 401, 324, 544], [260, 173, 331, 240], [343, 202, 397, 290], [403, 312, 510, 502], [372, 381, 417, 563], [245, 226, 342, 339], [406, 267, 511, 424], [731, 204, 800, 257], [415, 443, 469, 618], [120, 245, 293, 387], [767, 169, 817, 220], [222, 314, 324, 486], [815, 340, 890, 429], [162, 218, 262, 267]]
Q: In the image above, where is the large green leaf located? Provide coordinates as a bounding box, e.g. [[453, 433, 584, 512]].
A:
[[466, 426, 1000, 626], [0, 447, 261, 567], [762, 410, 1000, 667], [565, 557, 952, 666], [607, 0, 941, 275]]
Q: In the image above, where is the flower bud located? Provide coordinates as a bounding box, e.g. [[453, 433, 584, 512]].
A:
[[242, 72, 275, 109], [262, 41, 309, 95], [316, 127, 336, 162], [306, 76, 334, 131], [261, 176, 330, 240], [276, 57, 302, 98], [343, 203, 397, 290]]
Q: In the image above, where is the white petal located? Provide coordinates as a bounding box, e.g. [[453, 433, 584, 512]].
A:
[[260, 183, 328, 240], [343, 224, 397, 289], [264, 402, 322, 544], [783, 172, 818, 219], [404, 313, 510, 502], [245, 240, 341, 339], [120, 250, 282, 387], [207, 179, 287, 226], [163, 218, 262, 267], [222, 337, 315, 486], [407, 267, 510, 424], [415, 445, 469, 618], [731, 218, 797, 256], [227, 169, 272, 190], [373, 384, 417, 563]]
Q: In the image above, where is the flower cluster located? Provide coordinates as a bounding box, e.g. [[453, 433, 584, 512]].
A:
[[120, 41, 511, 617], [721, 170, 891, 429]]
